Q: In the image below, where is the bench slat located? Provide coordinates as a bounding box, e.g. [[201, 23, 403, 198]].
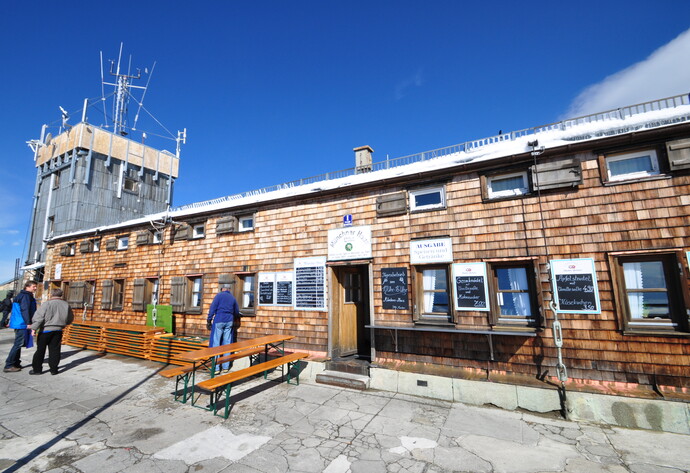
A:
[[197, 352, 308, 391], [214, 346, 265, 366]]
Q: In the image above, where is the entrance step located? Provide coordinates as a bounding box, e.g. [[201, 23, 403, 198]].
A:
[[315, 370, 370, 390], [325, 358, 371, 376]]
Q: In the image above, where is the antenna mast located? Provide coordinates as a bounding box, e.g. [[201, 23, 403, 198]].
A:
[[102, 42, 149, 136]]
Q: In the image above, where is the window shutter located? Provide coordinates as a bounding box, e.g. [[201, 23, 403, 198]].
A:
[[170, 277, 187, 312], [132, 279, 146, 311], [531, 158, 582, 190], [666, 138, 690, 170], [79, 241, 92, 253], [101, 279, 113, 310], [174, 224, 191, 241], [105, 238, 117, 251], [376, 192, 407, 217], [411, 269, 420, 322], [136, 231, 151, 246], [67, 282, 85, 309], [60, 245, 70, 256], [216, 216, 238, 235], [218, 274, 234, 285]]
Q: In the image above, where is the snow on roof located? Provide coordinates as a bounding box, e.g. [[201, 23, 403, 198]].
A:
[[50, 95, 690, 241]]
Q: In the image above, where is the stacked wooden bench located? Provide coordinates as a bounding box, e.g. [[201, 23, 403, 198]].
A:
[[195, 351, 308, 418]]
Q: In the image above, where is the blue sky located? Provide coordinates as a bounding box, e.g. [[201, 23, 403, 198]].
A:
[[1, 1, 690, 282]]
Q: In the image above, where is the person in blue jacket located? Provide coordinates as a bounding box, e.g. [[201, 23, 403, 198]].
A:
[[207, 284, 241, 372], [4, 280, 38, 372]]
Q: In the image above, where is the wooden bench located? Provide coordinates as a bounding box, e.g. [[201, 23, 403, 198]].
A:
[[160, 346, 265, 402], [194, 352, 308, 418]]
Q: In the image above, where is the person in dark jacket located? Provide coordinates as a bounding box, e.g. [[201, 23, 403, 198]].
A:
[[207, 284, 241, 372], [0, 290, 13, 328], [29, 288, 74, 375], [4, 280, 37, 372]]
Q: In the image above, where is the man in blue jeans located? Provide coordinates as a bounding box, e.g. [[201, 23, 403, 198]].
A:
[[207, 284, 241, 372], [4, 280, 37, 372]]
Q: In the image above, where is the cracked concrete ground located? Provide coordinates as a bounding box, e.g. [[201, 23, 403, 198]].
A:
[[0, 332, 689, 472]]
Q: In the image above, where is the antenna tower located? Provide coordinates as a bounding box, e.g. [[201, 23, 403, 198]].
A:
[[102, 43, 152, 136]]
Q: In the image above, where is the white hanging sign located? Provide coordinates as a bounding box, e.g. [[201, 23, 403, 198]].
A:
[[410, 238, 453, 264]]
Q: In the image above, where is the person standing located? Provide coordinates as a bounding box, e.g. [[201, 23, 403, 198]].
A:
[[4, 280, 37, 373], [207, 284, 240, 372], [29, 288, 75, 375], [0, 290, 14, 328]]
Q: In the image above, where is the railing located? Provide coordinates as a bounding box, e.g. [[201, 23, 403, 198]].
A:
[[173, 93, 690, 213]]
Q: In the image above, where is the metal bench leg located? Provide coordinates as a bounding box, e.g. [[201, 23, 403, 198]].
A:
[[223, 384, 232, 419]]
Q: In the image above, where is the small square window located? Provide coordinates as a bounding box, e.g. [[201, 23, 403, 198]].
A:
[[487, 172, 529, 199], [192, 224, 205, 239], [152, 231, 163, 244], [92, 239, 100, 252], [123, 177, 139, 193], [605, 150, 659, 181], [239, 216, 254, 232], [117, 236, 129, 250], [409, 186, 445, 211]]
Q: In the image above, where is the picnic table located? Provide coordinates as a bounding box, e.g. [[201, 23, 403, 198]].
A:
[[164, 334, 295, 403]]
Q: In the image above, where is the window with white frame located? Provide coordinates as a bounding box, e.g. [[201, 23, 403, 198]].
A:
[[605, 149, 660, 181], [487, 171, 529, 199], [152, 231, 163, 244], [237, 274, 256, 313], [91, 239, 101, 252], [188, 276, 203, 310], [117, 235, 129, 250], [409, 186, 445, 212], [239, 216, 254, 232], [192, 223, 205, 239]]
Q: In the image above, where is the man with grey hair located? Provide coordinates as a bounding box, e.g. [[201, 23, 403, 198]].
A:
[[29, 288, 74, 375], [207, 283, 241, 372]]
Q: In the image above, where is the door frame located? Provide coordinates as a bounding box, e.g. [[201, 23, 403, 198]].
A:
[[328, 262, 373, 359]]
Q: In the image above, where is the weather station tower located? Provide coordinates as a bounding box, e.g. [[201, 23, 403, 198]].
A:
[[22, 44, 186, 283]]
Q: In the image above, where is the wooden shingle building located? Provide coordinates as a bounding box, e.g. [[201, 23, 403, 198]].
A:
[[45, 94, 690, 424]]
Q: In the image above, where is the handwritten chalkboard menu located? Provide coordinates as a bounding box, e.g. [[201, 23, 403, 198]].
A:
[[294, 257, 327, 310], [276, 272, 293, 306], [381, 267, 408, 310], [452, 263, 490, 311], [258, 273, 275, 305], [551, 258, 600, 314]]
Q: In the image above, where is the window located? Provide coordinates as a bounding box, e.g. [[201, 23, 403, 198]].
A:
[[237, 274, 256, 313], [605, 149, 659, 181], [172, 276, 203, 313], [414, 265, 452, 323], [92, 239, 100, 252], [409, 186, 445, 212], [133, 278, 159, 311], [489, 262, 539, 328], [112, 279, 125, 311], [152, 231, 163, 244], [611, 253, 688, 334], [47, 216, 55, 236], [85, 280, 96, 308], [239, 216, 254, 232], [117, 235, 129, 250], [52, 171, 60, 189], [148, 278, 160, 306], [192, 223, 206, 239], [123, 177, 139, 193], [487, 171, 529, 199]]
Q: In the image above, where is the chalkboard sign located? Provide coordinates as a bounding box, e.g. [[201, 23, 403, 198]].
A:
[[381, 267, 408, 310], [276, 272, 293, 306], [551, 258, 600, 314], [294, 257, 327, 310], [452, 263, 490, 311]]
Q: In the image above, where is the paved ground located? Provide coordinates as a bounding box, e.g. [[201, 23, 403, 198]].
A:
[[1, 329, 689, 473]]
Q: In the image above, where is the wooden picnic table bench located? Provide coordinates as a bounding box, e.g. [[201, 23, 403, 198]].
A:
[[195, 351, 309, 418], [167, 334, 295, 403]]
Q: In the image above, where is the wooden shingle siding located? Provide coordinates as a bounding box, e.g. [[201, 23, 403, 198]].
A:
[[45, 126, 690, 393]]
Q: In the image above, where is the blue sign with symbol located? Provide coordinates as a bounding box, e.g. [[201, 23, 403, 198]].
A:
[[343, 214, 353, 227]]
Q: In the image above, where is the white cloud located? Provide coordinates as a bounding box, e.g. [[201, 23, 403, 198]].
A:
[[566, 28, 690, 117], [395, 69, 424, 101]]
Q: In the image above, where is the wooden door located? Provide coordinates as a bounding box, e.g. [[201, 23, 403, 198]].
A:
[[335, 267, 364, 357]]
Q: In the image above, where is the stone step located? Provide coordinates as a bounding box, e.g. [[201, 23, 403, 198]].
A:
[[315, 370, 370, 390], [324, 359, 370, 376]]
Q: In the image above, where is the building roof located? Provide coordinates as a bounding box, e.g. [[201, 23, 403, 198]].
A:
[[49, 93, 690, 242]]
